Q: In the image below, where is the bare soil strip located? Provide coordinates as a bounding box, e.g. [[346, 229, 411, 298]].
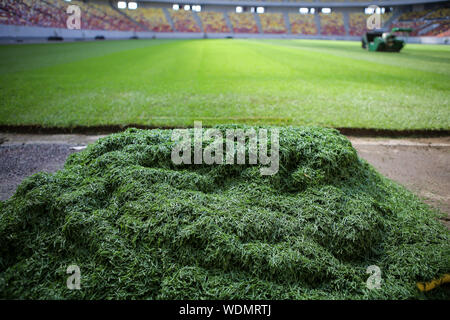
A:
[[0, 125, 449, 137]]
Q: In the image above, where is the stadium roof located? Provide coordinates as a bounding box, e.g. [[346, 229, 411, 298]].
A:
[[140, 0, 449, 8]]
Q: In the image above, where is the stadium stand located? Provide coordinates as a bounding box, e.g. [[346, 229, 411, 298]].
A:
[[388, 7, 449, 37], [426, 7, 450, 19], [382, 12, 393, 25], [288, 13, 317, 35], [0, 0, 65, 28], [320, 12, 345, 36], [0, 0, 448, 40], [319, 0, 368, 1], [419, 7, 449, 36], [436, 27, 450, 37], [391, 20, 427, 36], [424, 21, 450, 36], [86, 1, 142, 31], [73, 1, 120, 31], [48, 0, 142, 31], [349, 12, 392, 36], [259, 13, 287, 34], [349, 13, 366, 36], [0, 9, 21, 26], [169, 9, 201, 32], [125, 8, 172, 32], [198, 11, 229, 33], [398, 10, 431, 21], [228, 12, 258, 34]]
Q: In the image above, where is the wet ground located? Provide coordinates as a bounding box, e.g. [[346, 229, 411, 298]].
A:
[[1, 133, 449, 226]]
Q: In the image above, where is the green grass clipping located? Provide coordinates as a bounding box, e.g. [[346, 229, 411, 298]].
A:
[[0, 126, 449, 299]]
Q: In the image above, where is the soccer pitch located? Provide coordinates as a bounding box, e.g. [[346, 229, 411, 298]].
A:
[[0, 39, 449, 130]]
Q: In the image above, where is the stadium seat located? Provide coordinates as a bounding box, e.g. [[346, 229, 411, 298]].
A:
[[198, 11, 229, 33], [421, 21, 450, 36], [169, 9, 201, 32], [0, 0, 447, 39], [398, 10, 431, 21], [228, 12, 258, 34], [0, 0, 65, 28], [391, 21, 427, 36], [0, 0, 143, 31], [426, 7, 450, 19], [125, 7, 172, 32], [259, 13, 287, 34], [351, 12, 392, 36], [0, 7, 29, 26], [288, 13, 317, 35], [349, 13, 367, 36], [93, 1, 143, 31], [320, 12, 345, 36]]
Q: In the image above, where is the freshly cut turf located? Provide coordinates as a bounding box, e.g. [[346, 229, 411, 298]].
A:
[[0, 126, 449, 299], [0, 39, 449, 130]]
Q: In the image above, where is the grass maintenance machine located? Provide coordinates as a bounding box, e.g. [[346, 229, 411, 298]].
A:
[[362, 28, 413, 52]]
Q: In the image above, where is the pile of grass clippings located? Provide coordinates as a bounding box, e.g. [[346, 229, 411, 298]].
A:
[[0, 126, 448, 299]]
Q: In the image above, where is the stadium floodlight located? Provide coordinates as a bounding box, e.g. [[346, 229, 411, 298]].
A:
[[321, 8, 331, 14], [310, 8, 315, 14], [184, 5, 190, 11], [172, 4, 179, 11], [366, 7, 385, 14], [256, 7, 264, 14], [236, 6, 243, 13], [192, 5, 201, 12], [365, 7, 375, 15], [117, 1, 126, 9], [299, 8, 308, 14], [250, 7, 255, 13], [128, 2, 137, 10]]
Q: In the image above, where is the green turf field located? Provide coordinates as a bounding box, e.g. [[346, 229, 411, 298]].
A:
[[0, 39, 449, 130]]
